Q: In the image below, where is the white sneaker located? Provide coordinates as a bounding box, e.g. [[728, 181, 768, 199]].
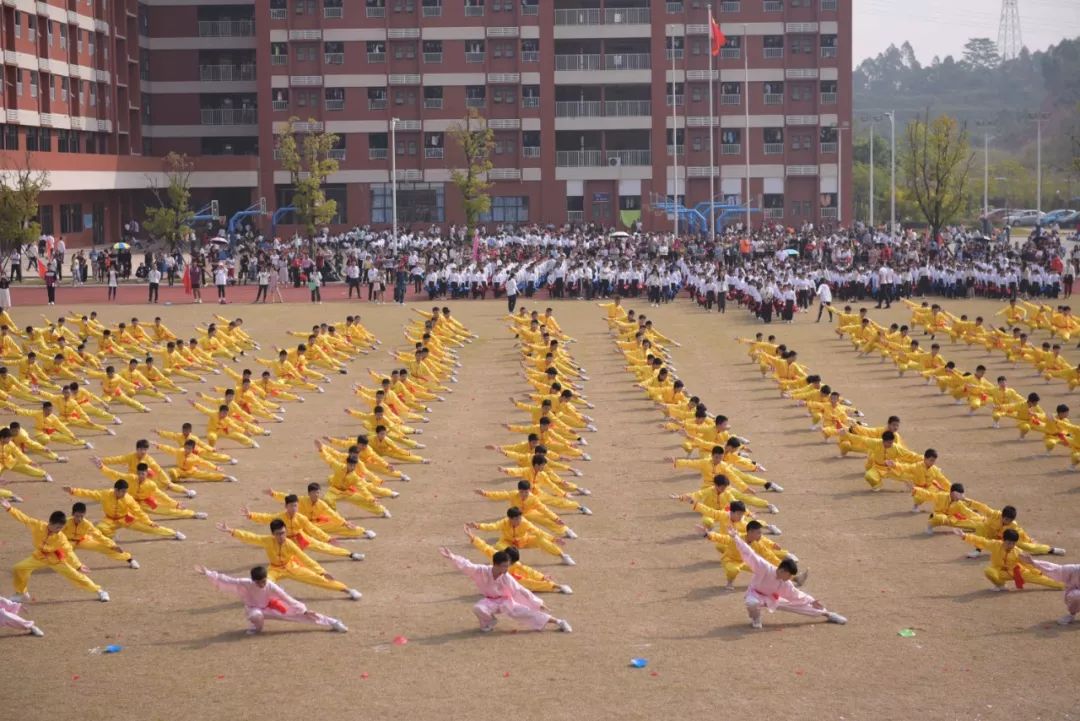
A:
[[225, 475, 238, 483], [826, 612, 847, 625], [581, 453, 591, 461], [29, 625, 44, 637], [564, 529, 578, 539], [399, 473, 411, 482], [925, 526, 935, 536], [768, 482, 784, 492], [113, 417, 123, 425], [262, 430, 271, 437], [389, 491, 400, 499], [1051, 547, 1066, 556], [84, 441, 94, 450], [128, 559, 140, 569], [556, 619, 573, 633], [97, 590, 111, 602], [767, 504, 779, 514], [56, 456, 69, 463], [349, 552, 365, 561], [251, 441, 260, 448], [1058, 614, 1076, 626], [558, 585, 573, 595], [106, 428, 116, 436], [766, 524, 782, 535], [330, 619, 349, 633], [966, 549, 982, 559], [174, 531, 186, 541], [382, 510, 392, 519], [9, 593, 29, 604], [185, 489, 197, 498], [317, 387, 325, 393], [194, 512, 208, 520], [560, 553, 576, 566], [163, 397, 172, 404], [346, 588, 362, 601], [363, 529, 377, 539], [479, 623, 495, 633], [579, 506, 592, 515], [44, 474, 54, 483], [751, 618, 763, 629]]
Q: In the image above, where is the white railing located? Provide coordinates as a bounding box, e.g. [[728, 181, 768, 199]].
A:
[[522, 3, 538, 14], [521, 97, 540, 108], [606, 53, 650, 70], [820, 207, 838, 219], [554, 8, 600, 24], [666, 94, 684, 106], [465, 96, 485, 108], [821, 0, 837, 9], [721, 143, 741, 155], [270, 8, 286, 20], [424, 147, 444, 159], [764, 93, 784, 105], [764, 208, 784, 219], [763, 142, 784, 154], [367, 52, 385, 63], [324, 6, 343, 18], [821, 46, 837, 58], [272, 99, 288, 111], [465, 52, 485, 63], [819, 142, 837, 153], [201, 108, 257, 125], [763, 48, 783, 59], [605, 7, 650, 23], [326, 99, 344, 110], [555, 101, 603, 118], [368, 98, 387, 110], [329, 148, 346, 160], [423, 52, 442, 63], [522, 146, 540, 157], [556, 149, 604, 167], [423, 3, 442, 17], [666, 1, 683, 12], [720, 1, 740, 11], [521, 51, 538, 63], [198, 20, 255, 37], [720, 48, 741, 59], [763, 0, 783, 10], [665, 49, 685, 60], [820, 92, 837, 104], [423, 98, 443, 108], [367, 6, 386, 18], [605, 99, 650, 116], [464, 4, 484, 16], [324, 53, 344, 65], [271, 55, 287, 65], [369, 148, 389, 159], [567, 211, 585, 222], [607, 149, 650, 166], [555, 54, 600, 71], [720, 94, 741, 105], [199, 64, 256, 81]]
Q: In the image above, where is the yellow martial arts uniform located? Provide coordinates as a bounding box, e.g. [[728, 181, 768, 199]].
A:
[[228, 528, 349, 593], [4, 506, 101, 595]]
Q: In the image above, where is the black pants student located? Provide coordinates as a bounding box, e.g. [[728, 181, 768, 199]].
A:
[[148, 282, 159, 303], [507, 292, 518, 313], [217, 283, 227, 300], [255, 284, 268, 302]]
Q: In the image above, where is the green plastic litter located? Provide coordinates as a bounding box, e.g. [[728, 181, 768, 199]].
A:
[[898, 629, 916, 638]]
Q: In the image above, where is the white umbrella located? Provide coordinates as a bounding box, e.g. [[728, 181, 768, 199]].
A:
[[208, 237, 230, 246]]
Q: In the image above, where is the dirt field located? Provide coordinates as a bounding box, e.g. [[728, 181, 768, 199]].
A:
[[2, 294, 1077, 721]]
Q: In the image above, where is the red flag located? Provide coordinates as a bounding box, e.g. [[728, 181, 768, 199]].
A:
[[182, 265, 192, 295], [37, 259, 46, 280], [710, 18, 726, 56]]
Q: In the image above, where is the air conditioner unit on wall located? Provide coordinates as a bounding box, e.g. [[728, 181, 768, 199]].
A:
[[609, 157, 621, 167]]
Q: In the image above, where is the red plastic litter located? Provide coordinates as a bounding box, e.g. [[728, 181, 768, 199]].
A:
[[72, 676, 80, 681], [795, 670, 805, 676], [649, 671, 659, 677], [392, 635, 408, 646], [216, 675, 225, 680], [503, 672, 511, 678], [360, 672, 369, 680]]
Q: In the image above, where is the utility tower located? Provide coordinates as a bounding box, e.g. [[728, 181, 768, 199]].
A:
[[997, 0, 1023, 62]]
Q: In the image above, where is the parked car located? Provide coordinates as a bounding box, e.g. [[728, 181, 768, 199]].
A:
[[1005, 209, 1044, 226], [1041, 209, 1077, 225], [1054, 210, 1080, 226]]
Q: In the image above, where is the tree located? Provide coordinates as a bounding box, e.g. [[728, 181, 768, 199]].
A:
[[901, 111, 975, 239], [275, 117, 339, 241], [962, 38, 1000, 70], [449, 109, 494, 233], [143, 152, 195, 251], [0, 151, 49, 269]]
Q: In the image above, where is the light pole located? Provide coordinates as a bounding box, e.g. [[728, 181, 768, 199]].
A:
[[975, 119, 996, 220], [1028, 112, 1050, 216], [390, 117, 399, 244], [835, 124, 848, 226], [885, 111, 895, 234], [869, 122, 875, 228]]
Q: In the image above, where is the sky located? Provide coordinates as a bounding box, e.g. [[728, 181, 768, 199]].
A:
[[853, 0, 1080, 65]]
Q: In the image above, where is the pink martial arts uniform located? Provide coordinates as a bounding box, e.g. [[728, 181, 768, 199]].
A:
[[0, 595, 35, 633], [1031, 560, 1080, 615], [446, 551, 552, 631], [203, 569, 338, 632], [735, 536, 829, 619]]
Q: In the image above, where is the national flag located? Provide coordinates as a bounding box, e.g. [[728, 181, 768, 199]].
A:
[[471, 227, 481, 262], [37, 258, 46, 280], [710, 18, 726, 56], [182, 265, 192, 295]]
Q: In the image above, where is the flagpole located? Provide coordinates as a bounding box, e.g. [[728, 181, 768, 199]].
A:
[[671, 35, 679, 237], [708, 6, 716, 246], [743, 22, 750, 233]]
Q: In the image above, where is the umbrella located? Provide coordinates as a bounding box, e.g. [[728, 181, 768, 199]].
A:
[[208, 237, 230, 246], [112, 242, 130, 250], [783, 248, 799, 256], [609, 231, 631, 239]]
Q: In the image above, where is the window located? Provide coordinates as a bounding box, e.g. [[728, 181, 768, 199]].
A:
[[38, 204, 54, 235], [371, 182, 445, 223], [480, 196, 528, 223], [465, 40, 485, 63], [521, 39, 538, 63], [60, 203, 83, 233], [1, 124, 18, 150], [368, 87, 387, 109], [423, 86, 443, 108], [424, 132, 444, 158], [29, 72, 37, 99], [367, 41, 385, 62], [59, 24, 67, 49], [691, 135, 702, 152], [89, 83, 96, 106], [423, 40, 442, 63], [61, 76, 69, 101], [690, 85, 702, 102], [13, 11, 20, 39], [27, 14, 36, 42], [16, 70, 23, 97], [521, 85, 539, 107], [325, 87, 345, 110], [368, 132, 389, 159], [666, 36, 684, 60], [465, 85, 486, 108]]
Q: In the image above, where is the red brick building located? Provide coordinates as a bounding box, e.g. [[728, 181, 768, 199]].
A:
[[1, 0, 851, 246]]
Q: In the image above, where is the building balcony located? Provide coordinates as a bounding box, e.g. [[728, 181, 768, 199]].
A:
[[329, 148, 346, 160], [764, 94, 784, 105], [554, 7, 651, 25], [555, 101, 602, 118], [521, 97, 540, 108], [201, 108, 257, 125], [521, 51, 538, 63], [367, 6, 386, 18], [820, 92, 837, 105], [821, 46, 838, 58], [424, 147, 444, 159], [198, 20, 255, 38], [821, 0, 838, 9], [464, 4, 484, 16], [763, 0, 783, 11], [764, 208, 784, 220], [763, 142, 784, 155], [272, 100, 288, 111], [369, 148, 389, 160], [820, 207, 838, 219], [522, 146, 540, 158], [270, 8, 286, 20], [605, 99, 651, 116], [423, 97, 443, 109], [567, 210, 585, 223], [424, 52, 443, 63], [465, 52, 485, 63], [199, 64, 256, 82], [465, 97, 486, 108], [666, 1, 683, 12], [720, 1, 740, 11], [326, 99, 345, 111], [763, 48, 784, 59], [608, 149, 650, 166], [720, 93, 741, 105], [720, 48, 741, 59], [325, 6, 343, 18], [556, 149, 603, 167], [555, 53, 650, 71], [423, 3, 442, 17], [721, 143, 741, 155], [271, 55, 287, 65], [325, 53, 344, 65], [369, 99, 388, 110], [819, 142, 837, 154]]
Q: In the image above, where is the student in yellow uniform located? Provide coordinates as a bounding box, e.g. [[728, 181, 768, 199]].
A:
[[216, 520, 361, 600], [0, 427, 52, 482], [3, 400, 93, 448], [189, 401, 259, 448], [863, 430, 922, 491], [672, 473, 779, 525], [241, 495, 365, 561], [62, 478, 183, 541], [101, 438, 191, 497], [92, 458, 206, 522], [88, 365, 150, 413], [956, 528, 1065, 591], [155, 423, 236, 465], [61, 501, 139, 568], [992, 392, 1046, 436], [465, 526, 572, 594], [322, 453, 394, 518], [913, 483, 991, 533], [467, 507, 575, 565], [0, 500, 110, 602], [265, 483, 376, 539], [154, 439, 238, 483], [967, 505, 1065, 559], [475, 480, 582, 538]]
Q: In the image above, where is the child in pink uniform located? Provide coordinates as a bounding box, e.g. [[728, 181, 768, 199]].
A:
[[1023, 553, 1080, 625], [195, 564, 347, 634], [439, 546, 572, 633], [727, 528, 847, 629], [0, 595, 43, 637]]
